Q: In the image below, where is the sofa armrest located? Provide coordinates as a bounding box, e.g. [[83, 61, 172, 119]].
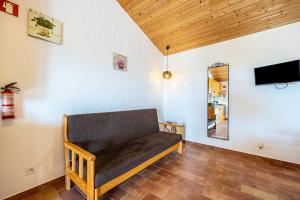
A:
[[64, 141, 95, 197], [64, 141, 96, 161]]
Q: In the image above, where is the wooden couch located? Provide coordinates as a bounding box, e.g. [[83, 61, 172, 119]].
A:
[[63, 109, 182, 200]]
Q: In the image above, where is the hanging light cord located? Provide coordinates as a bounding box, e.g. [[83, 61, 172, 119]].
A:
[[166, 45, 169, 70]]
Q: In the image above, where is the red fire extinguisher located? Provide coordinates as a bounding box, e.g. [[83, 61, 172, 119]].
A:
[[1, 82, 20, 120]]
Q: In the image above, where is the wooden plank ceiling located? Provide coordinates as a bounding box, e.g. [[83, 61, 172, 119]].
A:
[[117, 0, 300, 55]]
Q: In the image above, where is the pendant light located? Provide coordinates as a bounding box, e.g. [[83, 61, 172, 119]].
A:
[[163, 45, 172, 79]]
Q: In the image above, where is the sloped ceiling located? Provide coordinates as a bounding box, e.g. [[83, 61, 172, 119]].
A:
[[117, 0, 300, 55]]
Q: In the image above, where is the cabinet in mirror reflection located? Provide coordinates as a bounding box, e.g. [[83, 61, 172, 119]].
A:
[[207, 63, 229, 140]]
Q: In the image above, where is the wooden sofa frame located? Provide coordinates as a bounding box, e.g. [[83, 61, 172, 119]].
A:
[[63, 114, 183, 200]]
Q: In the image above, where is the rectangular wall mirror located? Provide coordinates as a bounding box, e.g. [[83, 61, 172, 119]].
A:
[[207, 63, 229, 140]]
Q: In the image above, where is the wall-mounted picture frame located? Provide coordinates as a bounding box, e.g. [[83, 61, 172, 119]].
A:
[[27, 9, 63, 44], [113, 53, 128, 72]]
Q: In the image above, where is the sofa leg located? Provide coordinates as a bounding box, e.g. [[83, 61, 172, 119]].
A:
[[65, 175, 71, 190], [177, 141, 183, 154]]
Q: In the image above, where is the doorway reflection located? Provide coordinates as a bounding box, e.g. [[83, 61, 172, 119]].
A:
[[207, 63, 229, 140]]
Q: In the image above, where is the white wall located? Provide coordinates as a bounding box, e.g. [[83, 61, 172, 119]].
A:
[[0, 0, 163, 198], [163, 22, 300, 165]]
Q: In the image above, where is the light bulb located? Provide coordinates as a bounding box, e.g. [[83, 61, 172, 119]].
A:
[[163, 71, 172, 79]]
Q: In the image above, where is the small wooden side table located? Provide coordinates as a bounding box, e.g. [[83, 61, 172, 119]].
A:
[[159, 122, 185, 140]]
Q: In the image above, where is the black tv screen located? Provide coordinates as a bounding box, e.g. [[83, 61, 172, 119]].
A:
[[254, 60, 300, 85]]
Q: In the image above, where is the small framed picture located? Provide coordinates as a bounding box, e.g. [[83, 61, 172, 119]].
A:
[[113, 53, 128, 72], [27, 9, 63, 44]]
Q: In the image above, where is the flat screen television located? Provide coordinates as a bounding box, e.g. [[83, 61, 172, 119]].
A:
[[254, 60, 300, 85]]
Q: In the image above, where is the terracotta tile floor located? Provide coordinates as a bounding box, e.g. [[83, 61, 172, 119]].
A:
[[17, 142, 300, 200]]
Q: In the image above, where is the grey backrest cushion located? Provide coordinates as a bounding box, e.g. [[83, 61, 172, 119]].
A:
[[67, 109, 159, 153]]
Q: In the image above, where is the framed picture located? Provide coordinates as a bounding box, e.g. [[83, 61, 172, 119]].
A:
[[27, 9, 63, 44], [113, 53, 128, 72]]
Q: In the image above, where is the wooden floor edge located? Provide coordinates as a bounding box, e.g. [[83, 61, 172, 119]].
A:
[[4, 176, 65, 200], [185, 140, 300, 168]]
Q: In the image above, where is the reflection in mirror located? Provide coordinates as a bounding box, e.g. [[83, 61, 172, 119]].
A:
[[207, 63, 229, 140]]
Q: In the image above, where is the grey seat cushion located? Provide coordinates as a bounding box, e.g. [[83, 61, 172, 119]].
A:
[[93, 132, 182, 187]]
